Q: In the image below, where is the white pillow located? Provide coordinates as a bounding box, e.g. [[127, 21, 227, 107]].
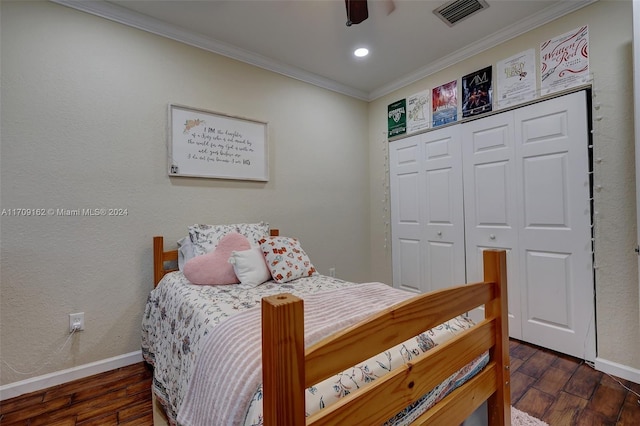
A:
[[228, 246, 271, 288], [177, 236, 196, 271], [188, 224, 237, 256], [233, 221, 270, 245]]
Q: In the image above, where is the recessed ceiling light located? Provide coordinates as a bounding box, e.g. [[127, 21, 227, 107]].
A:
[[354, 48, 369, 57]]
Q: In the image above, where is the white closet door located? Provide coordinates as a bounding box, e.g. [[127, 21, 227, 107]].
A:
[[421, 126, 466, 291], [514, 91, 595, 361], [462, 113, 522, 339], [463, 91, 594, 359], [389, 128, 465, 294], [390, 135, 423, 293]]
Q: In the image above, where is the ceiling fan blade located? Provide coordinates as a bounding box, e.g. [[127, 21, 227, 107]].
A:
[[345, 0, 368, 26], [384, 0, 396, 15]]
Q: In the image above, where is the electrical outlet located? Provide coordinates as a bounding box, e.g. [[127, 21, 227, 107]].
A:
[[329, 267, 336, 278], [69, 312, 85, 333]]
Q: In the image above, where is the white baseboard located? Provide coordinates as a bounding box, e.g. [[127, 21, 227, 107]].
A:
[[595, 357, 640, 384], [0, 350, 143, 401], [2, 351, 635, 401]]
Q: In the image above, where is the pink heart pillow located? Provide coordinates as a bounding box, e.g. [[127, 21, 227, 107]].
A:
[[183, 232, 251, 285]]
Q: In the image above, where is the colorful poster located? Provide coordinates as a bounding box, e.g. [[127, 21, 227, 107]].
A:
[[462, 66, 492, 118], [496, 49, 536, 109], [387, 99, 407, 138], [540, 26, 589, 95], [406, 90, 430, 134], [432, 80, 457, 127]]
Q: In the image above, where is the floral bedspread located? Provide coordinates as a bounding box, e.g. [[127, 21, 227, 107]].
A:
[[141, 271, 356, 424], [142, 272, 488, 426], [177, 282, 487, 426]]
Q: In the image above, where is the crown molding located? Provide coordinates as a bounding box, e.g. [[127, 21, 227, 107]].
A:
[[369, 0, 598, 100], [50, 0, 370, 101], [51, 0, 597, 102]]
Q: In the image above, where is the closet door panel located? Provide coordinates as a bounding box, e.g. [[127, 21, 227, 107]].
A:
[[472, 161, 511, 232], [390, 136, 425, 293], [422, 126, 466, 292], [390, 128, 465, 294], [514, 91, 594, 361], [522, 153, 569, 228], [427, 241, 457, 291], [397, 173, 420, 223], [463, 113, 522, 339], [524, 250, 572, 328], [425, 168, 453, 223], [396, 238, 422, 293]]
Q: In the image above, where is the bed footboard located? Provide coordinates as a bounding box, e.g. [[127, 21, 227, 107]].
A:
[[261, 249, 510, 426]]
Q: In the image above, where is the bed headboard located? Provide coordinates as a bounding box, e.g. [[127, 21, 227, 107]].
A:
[[153, 229, 279, 287]]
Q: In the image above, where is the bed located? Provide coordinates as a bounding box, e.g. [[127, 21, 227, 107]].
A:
[[144, 227, 510, 426]]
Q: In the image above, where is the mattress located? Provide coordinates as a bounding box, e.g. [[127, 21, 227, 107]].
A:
[[141, 272, 488, 426]]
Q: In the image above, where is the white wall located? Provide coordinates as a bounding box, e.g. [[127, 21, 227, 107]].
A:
[[0, 1, 370, 386], [3, 0, 639, 391], [369, 0, 640, 375]]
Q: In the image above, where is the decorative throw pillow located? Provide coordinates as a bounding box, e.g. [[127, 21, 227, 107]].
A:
[[188, 224, 237, 256], [228, 246, 272, 288], [177, 236, 196, 271], [259, 236, 317, 283], [183, 232, 251, 285], [234, 222, 270, 245]]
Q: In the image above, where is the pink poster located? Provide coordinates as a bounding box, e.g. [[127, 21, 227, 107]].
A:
[[540, 26, 589, 95], [432, 80, 457, 127]]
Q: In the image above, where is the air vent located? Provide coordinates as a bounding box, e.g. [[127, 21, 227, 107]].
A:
[[434, 0, 489, 27]]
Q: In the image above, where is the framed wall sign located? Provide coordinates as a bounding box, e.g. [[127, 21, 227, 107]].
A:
[[168, 104, 269, 181]]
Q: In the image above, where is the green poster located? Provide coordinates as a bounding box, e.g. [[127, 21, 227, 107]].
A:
[[387, 99, 406, 138]]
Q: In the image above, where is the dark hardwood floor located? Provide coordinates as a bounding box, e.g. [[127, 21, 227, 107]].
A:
[[0, 362, 153, 425], [1, 339, 639, 425], [509, 339, 640, 425]]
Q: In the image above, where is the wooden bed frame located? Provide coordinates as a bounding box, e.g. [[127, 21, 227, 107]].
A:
[[152, 235, 510, 425]]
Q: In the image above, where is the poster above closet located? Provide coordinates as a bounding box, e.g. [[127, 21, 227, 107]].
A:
[[168, 104, 268, 181]]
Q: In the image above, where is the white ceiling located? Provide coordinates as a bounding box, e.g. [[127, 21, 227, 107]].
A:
[[54, 0, 596, 100]]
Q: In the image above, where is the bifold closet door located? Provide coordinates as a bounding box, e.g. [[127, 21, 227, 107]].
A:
[[421, 126, 466, 291], [390, 135, 423, 293], [514, 91, 595, 361], [462, 112, 523, 340], [390, 91, 594, 360], [463, 91, 594, 360], [389, 127, 465, 294]]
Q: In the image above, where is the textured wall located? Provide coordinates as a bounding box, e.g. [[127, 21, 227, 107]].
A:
[[2, 0, 638, 389], [0, 1, 369, 385], [369, 0, 639, 371]]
